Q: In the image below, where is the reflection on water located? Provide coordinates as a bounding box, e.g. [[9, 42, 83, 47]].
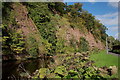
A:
[[2, 57, 52, 79]]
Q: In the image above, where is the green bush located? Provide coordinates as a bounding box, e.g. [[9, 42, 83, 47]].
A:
[[112, 50, 120, 54], [78, 37, 89, 52], [27, 37, 38, 57], [2, 25, 25, 54]]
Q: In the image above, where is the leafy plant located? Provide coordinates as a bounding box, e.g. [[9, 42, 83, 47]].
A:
[[27, 36, 38, 57], [78, 37, 89, 52]]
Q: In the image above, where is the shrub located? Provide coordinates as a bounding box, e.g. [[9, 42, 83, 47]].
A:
[[27, 37, 38, 57], [78, 37, 89, 52]]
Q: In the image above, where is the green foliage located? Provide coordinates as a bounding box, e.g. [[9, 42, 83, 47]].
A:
[[81, 66, 105, 79], [112, 49, 120, 53], [2, 2, 116, 79], [26, 2, 59, 55], [39, 68, 50, 78], [78, 37, 89, 52], [27, 36, 38, 57], [2, 2, 17, 26], [107, 36, 120, 53], [32, 53, 106, 79], [9, 33, 25, 54], [80, 11, 107, 42], [69, 38, 77, 49], [56, 39, 66, 54], [70, 17, 85, 30], [39, 23, 57, 55], [66, 70, 78, 78], [2, 3, 26, 55], [3, 2, 108, 55], [107, 36, 115, 50], [48, 2, 66, 15], [54, 66, 67, 76], [81, 11, 95, 31], [2, 24, 25, 54], [113, 39, 120, 46], [66, 3, 83, 17], [26, 2, 72, 56], [2, 24, 11, 54], [2, 3, 12, 20]]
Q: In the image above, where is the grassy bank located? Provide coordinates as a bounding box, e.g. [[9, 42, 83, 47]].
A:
[[90, 50, 120, 78], [90, 50, 119, 67]]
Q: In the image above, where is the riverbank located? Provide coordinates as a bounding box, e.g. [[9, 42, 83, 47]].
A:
[[2, 57, 52, 79], [2, 54, 52, 61], [2, 50, 119, 79]]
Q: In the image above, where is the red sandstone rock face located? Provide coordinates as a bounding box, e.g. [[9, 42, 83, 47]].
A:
[[12, 3, 39, 36], [65, 28, 105, 50], [10, 3, 43, 53], [11, 3, 105, 50]]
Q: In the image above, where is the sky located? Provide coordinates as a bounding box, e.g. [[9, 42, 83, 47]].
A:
[[64, 1, 119, 39]]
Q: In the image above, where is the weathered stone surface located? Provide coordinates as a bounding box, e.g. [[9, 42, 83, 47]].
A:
[[109, 66, 118, 75], [98, 68, 108, 74]]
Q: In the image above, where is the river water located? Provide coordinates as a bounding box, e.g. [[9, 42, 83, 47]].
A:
[[2, 57, 52, 79]]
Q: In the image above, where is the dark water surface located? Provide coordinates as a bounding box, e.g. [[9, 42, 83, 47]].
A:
[[2, 57, 52, 79]]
